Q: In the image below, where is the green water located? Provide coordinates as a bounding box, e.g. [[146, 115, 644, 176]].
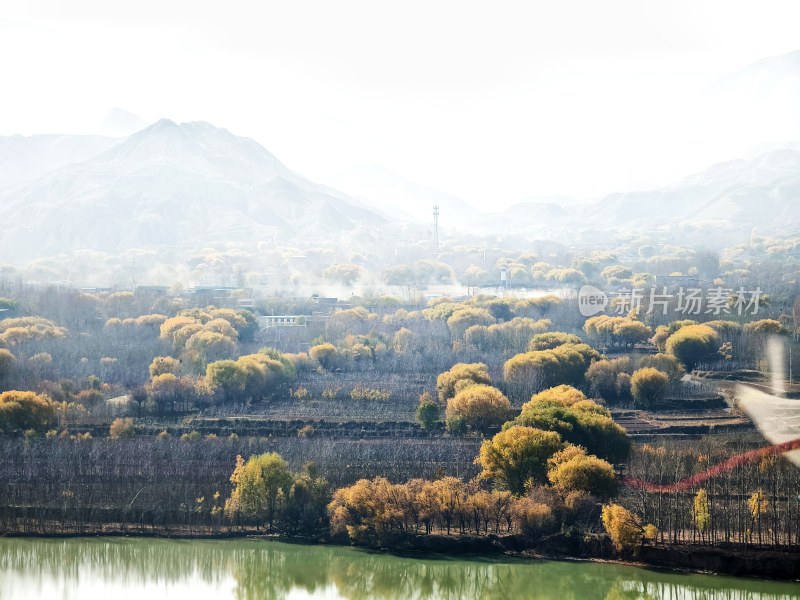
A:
[[0, 538, 797, 600]]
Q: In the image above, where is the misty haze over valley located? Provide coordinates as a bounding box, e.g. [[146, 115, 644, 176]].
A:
[[1, 48, 800, 288]]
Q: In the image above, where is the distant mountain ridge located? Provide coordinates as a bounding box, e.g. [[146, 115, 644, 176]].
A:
[[479, 147, 800, 239], [0, 113, 799, 264], [0, 133, 118, 187], [0, 120, 389, 261]]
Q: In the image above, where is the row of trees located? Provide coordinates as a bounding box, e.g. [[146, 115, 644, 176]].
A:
[[623, 439, 800, 548], [330, 476, 574, 543]]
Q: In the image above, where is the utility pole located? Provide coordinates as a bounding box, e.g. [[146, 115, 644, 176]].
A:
[[433, 205, 440, 251]]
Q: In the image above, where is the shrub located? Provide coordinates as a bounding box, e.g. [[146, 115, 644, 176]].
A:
[[350, 384, 391, 401], [291, 386, 309, 400], [109, 417, 135, 439], [513, 498, 557, 538], [181, 430, 201, 442]]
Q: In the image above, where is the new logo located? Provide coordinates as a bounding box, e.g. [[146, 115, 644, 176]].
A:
[[578, 284, 608, 317]]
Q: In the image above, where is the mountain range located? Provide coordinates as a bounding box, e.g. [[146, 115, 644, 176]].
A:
[[3, 56, 800, 264], [489, 148, 800, 242], [0, 120, 389, 261]]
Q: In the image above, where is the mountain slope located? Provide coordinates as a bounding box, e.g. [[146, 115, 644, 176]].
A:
[[473, 148, 800, 240], [0, 120, 388, 261], [0, 134, 118, 187], [580, 148, 800, 230]]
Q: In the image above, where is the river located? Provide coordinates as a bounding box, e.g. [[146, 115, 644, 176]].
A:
[[0, 538, 797, 599]]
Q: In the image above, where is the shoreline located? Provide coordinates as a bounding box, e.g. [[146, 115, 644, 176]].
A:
[[3, 529, 799, 582]]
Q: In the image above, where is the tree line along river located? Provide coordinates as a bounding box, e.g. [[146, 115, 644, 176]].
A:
[[0, 537, 798, 600]]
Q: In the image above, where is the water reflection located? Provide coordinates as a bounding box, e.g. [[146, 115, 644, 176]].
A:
[[0, 538, 797, 600]]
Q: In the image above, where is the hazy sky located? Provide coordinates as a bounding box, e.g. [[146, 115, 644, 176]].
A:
[[2, 1, 800, 207]]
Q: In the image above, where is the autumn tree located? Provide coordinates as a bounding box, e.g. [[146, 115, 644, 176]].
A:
[[146, 373, 194, 415], [436, 363, 491, 403], [225, 452, 293, 531], [528, 332, 582, 351], [109, 417, 136, 439], [184, 330, 237, 369], [513, 498, 557, 539], [382, 264, 415, 287], [205, 353, 291, 404], [0, 390, 56, 433], [322, 263, 365, 286], [503, 343, 600, 400], [584, 315, 651, 348], [515, 387, 630, 463], [477, 426, 564, 495], [630, 368, 669, 408], [744, 319, 785, 336], [665, 324, 720, 370], [283, 463, 331, 534], [416, 392, 440, 430], [446, 307, 495, 342], [0, 348, 16, 390], [525, 384, 589, 407], [748, 489, 769, 545], [638, 353, 684, 380], [310, 343, 339, 371], [693, 488, 710, 542], [601, 503, 642, 554], [586, 357, 634, 401], [445, 384, 511, 432], [204, 360, 247, 403], [149, 356, 181, 377], [392, 327, 414, 353], [547, 445, 617, 498]]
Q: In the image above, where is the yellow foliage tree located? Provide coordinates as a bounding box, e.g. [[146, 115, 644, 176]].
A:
[[693, 488, 711, 540], [445, 384, 511, 432], [477, 426, 564, 494], [601, 503, 642, 554], [436, 363, 491, 402]]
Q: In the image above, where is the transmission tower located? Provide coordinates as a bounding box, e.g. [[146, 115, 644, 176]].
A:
[[433, 205, 440, 251]]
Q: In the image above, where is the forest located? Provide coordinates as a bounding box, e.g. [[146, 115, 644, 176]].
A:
[[0, 236, 799, 573]]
